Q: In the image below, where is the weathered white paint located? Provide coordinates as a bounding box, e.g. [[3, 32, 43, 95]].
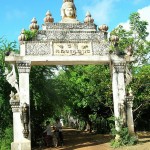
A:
[[112, 64, 120, 131], [118, 72, 126, 123], [11, 63, 31, 150], [12, 111, 22, 142], [5, 55, 134, 66], [127, 97, 135, 135]]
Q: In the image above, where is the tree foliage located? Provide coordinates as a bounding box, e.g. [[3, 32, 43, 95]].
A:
[[0, 39, 17, 148], [111, 12, 150, 65], [55, 65, 113, 132]]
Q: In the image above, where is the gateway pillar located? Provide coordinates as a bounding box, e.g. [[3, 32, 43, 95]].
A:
[[11, 61, 31, 150]]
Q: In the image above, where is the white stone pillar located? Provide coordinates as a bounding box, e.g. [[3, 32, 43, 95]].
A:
[[10, 100, 21, 143], [115, 62, 126, 125], [126, 96, 134, 135], [112, 63, 120, 131], [112, 62, 126, 130], [11, 61, 31, 150]]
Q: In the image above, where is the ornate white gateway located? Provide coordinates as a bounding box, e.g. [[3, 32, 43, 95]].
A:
[[5, 0, 135, 150]]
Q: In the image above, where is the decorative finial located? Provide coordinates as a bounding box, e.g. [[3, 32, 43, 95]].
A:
[[29, 18, 39, 31], [109, 35, 119, 47], [44, 10, 54, 23], [98, 24, 109, 32], [18, 29, 26, 42], [125, 45, 133, 56], [84, 11, 94, 24]]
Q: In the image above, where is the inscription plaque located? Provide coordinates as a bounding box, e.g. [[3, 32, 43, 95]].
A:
[[53, 42, 92, 56]]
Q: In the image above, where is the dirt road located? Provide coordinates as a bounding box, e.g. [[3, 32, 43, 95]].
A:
[[33, 127, 150, 150]]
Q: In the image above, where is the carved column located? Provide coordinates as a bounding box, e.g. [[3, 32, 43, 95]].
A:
[[10, 96, 21, 145], [112, 62, 126, 130], [11, 61, 31, 150], [126, 96, 134, 135], [115, 62, 126, 124]]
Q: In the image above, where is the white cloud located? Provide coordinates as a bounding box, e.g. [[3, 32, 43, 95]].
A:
[[82, 0, 118, 26], [120, 5, 150, 41], [138, 6, 150, 40]]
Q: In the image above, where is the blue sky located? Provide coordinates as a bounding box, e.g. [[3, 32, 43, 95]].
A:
[[0, 0, 150, 46]]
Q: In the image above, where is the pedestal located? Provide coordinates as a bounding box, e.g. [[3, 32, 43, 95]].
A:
[[11, 141, 31, 150]]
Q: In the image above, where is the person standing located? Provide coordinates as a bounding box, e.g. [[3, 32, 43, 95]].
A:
[[43, 121, 52, 147], [54, 118, 64, 146]]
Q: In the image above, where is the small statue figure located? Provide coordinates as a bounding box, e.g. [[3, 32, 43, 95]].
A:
[[125, 66, 132, 86], [128, 88, 133, 96], [9, 91, 15, 102], [20, 102, 29, 138], [9, 91, 20, 106]]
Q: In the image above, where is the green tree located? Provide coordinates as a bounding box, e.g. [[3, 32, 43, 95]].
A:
[[56, 65, 113, 132], [0, 38, 18, 149], [29, 65, 69, 144], [110, 12, 150, 64], [132, 65, 150, 131]]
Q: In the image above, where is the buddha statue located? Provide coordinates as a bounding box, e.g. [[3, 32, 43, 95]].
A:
[[60, 0, 79, 23]]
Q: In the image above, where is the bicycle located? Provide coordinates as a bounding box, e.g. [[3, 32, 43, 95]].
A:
[[36, 136, 45, 150], [52, 130, 64, 147], [52, 131, 59, 147]]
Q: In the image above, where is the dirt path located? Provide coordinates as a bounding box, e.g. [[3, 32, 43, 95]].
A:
[[33, 127, 150, 150]]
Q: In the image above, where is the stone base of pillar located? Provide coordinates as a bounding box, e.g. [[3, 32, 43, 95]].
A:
[[11, 141, 31, 150], [128, 124, 135, 135]]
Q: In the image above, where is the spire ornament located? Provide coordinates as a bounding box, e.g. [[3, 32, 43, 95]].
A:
[[98, 24, 108, 32], [29, 18, 39, 31], [84, 11, 94, 24], [98, 24, 109, 39], [44, 10, 54, 23], [18, 29, 26, 42]]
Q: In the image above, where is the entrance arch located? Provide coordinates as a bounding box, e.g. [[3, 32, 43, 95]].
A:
[[5, 0, 134, 150]]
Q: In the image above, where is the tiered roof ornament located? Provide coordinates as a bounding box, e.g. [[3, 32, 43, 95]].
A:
[[29, 18, 39, 31], [44, 10, 54, 23], [84, 11, 94, 24], [98, 24, 109, 39], [18, 29, 26, 42]]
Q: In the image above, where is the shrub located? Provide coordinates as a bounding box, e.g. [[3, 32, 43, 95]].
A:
[[24, 30, 37, 41], [110, 118, 138, 148], [0, 127, 13, 150]]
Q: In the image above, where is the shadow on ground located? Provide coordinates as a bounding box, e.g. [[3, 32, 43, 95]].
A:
[[32, 128, 150, 150], [32, 127, 112, 150]]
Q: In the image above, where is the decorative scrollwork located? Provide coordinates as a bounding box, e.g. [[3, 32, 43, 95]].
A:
[[114, 63, 126, 73], [17, 61, 31, 73]]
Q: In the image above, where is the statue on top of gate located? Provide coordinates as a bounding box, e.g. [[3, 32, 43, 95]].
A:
[[60, 0, 80, 23]]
